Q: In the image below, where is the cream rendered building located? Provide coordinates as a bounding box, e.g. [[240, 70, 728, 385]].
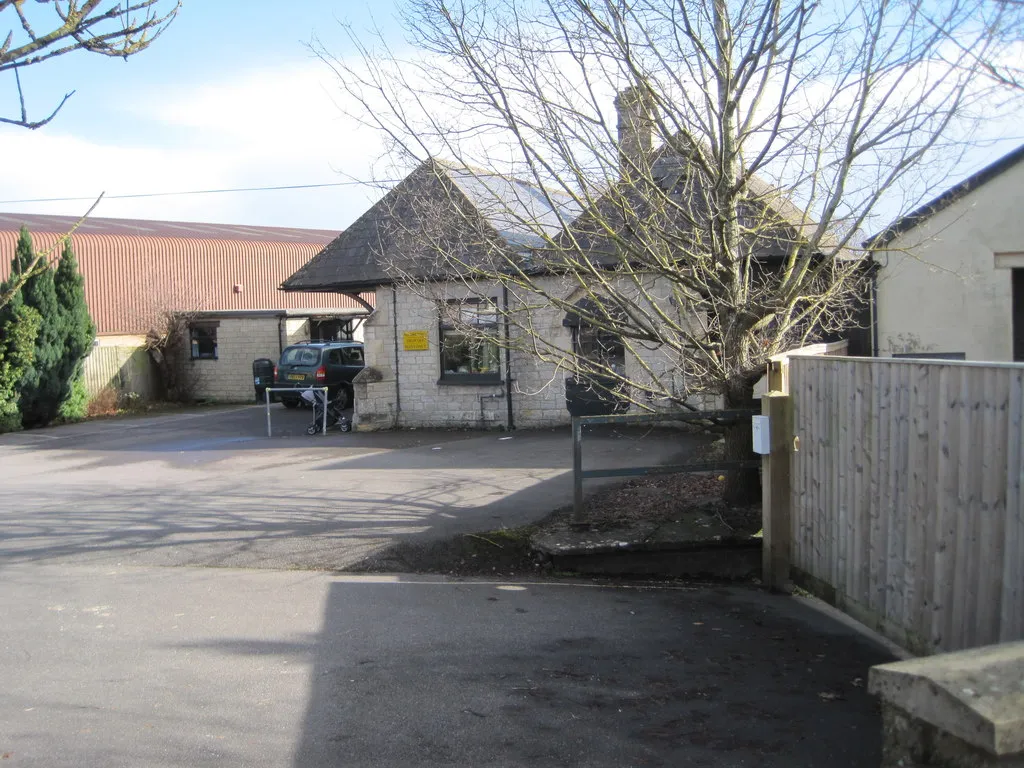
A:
[[873, 144, 1024, 362]]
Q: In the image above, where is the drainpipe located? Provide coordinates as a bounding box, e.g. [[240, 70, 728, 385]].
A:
[[503, 285, 515, 431], [391, 284, 401, 421], [277, 315, 285, 354]]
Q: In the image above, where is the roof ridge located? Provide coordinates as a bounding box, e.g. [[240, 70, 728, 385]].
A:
[[867, 142, 1024, 247], [430, 157, 577, 201], [0, 211, 340, 239]]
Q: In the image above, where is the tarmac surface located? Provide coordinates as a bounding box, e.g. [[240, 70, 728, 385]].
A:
[[0, 404, 697, 570], [0, 565, 893, 768], [0, 407, 896, 767]]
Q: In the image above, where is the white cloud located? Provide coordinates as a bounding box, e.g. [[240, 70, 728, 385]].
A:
[[0, 61, 392, 230]]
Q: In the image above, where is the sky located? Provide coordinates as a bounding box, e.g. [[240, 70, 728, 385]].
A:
[[0, 1, 1022, 234], [0, 0, 408, 232]]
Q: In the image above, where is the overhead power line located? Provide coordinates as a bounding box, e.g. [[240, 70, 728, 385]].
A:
[[0, 179, 403, 206]]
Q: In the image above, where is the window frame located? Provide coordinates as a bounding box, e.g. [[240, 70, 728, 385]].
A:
[[438, 297, 502, 385], [188, 321, 219, 361]]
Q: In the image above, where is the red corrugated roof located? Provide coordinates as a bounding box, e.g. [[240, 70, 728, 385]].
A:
[[0, 214, 372, 335]]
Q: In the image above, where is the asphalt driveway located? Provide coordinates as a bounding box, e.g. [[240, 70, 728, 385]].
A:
[[0, 565, 894, 768], [0, 405, 700, 570], [0, 407, 898, 767]]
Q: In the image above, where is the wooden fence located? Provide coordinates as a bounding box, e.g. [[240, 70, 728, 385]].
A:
[[766, 356, 1024, 654], [82, 344, 156, 401]]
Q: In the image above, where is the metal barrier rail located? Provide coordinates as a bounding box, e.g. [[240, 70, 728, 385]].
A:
[[263, 387, 328, 437], [571, 409, 760, 522]]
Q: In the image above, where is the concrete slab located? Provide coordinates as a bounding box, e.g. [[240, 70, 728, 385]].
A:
[[869, 641, 1024, 756]]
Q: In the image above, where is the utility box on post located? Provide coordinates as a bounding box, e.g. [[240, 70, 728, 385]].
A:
[[751, 414, 771, 455]]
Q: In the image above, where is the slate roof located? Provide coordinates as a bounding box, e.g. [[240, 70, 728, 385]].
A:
[[439, 159, 581, 247], [281, 159, 581, 293], [868, 143, 1024, 248], [551, 133, 823, 266], [283, 142, 831, 294]]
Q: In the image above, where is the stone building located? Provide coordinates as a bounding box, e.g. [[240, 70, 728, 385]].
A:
[[282, 93, 828, 430]]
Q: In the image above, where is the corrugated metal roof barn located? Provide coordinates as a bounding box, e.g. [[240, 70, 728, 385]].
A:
[[0, 213, 373, 335]]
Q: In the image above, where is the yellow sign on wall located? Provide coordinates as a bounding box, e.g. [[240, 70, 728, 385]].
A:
[[403, 330, 430, 351]]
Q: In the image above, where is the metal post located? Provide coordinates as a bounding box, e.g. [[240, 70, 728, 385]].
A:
[[265, 388, 272, 437], [321, 387, 327, 436], [572, 417, 584, 524]]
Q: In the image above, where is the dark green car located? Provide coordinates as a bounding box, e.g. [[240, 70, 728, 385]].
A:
[[274, 341, 365, 409]]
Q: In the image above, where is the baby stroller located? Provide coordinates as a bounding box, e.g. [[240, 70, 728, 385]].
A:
[[301, 389, 351, 434]]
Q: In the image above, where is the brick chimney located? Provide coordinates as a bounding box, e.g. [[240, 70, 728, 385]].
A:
[[615, 85, 655, 180]]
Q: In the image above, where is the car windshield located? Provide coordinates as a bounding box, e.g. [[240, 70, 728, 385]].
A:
[[281, 347, 321, 366]]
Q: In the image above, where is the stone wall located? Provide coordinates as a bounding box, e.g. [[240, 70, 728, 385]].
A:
[[190, 317, 284, 402], [352, 289, 400, 430], [353, 276, 703, 430]]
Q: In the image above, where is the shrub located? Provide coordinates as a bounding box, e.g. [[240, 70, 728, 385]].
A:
[[57, 375, 89, 422], [0, 298, 41, 433], [86, 386, 120, 418]]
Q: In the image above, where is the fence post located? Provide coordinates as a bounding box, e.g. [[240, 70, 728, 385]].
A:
[[761, 391, 792, 592], [572, 416, 584, 524], [767, 357, 789, 394]]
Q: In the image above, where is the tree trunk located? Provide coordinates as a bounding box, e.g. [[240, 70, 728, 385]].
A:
[[723, 378, 760, 506]]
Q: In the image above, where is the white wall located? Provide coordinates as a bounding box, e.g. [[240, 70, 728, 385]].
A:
[[876, 158, 1024, 361]]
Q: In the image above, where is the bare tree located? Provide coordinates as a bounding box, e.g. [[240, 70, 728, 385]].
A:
[[938, 0, 1024, 91], [1, 0, 180, 128], [320, 0, 1014, 503]]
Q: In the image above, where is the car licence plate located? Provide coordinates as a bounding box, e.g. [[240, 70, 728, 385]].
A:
[[287, 374, 305, 381]]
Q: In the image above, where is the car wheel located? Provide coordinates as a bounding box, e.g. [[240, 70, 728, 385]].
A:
[[334, 386, 352, 410], [283, 399, 299, 409]]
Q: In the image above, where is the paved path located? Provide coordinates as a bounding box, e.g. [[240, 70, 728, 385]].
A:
[[0, 564, 893, 767], [0, 406, 698, 570]]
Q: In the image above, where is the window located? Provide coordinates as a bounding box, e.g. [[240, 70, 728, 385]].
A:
[[281, 346, 320, 365], [341, 347, 364, 365], [189, 322, 218, 360], [573, 324, 626, 374], [563, 298, 625, 375], [439, 298, 501, 383]]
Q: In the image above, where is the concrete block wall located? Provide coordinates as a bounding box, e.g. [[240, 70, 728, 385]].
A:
[[283, 318, 309, 346], [190, 317, 282, 402]]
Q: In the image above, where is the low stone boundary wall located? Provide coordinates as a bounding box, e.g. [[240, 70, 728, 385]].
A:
[[869, 641, 1024, 767]]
